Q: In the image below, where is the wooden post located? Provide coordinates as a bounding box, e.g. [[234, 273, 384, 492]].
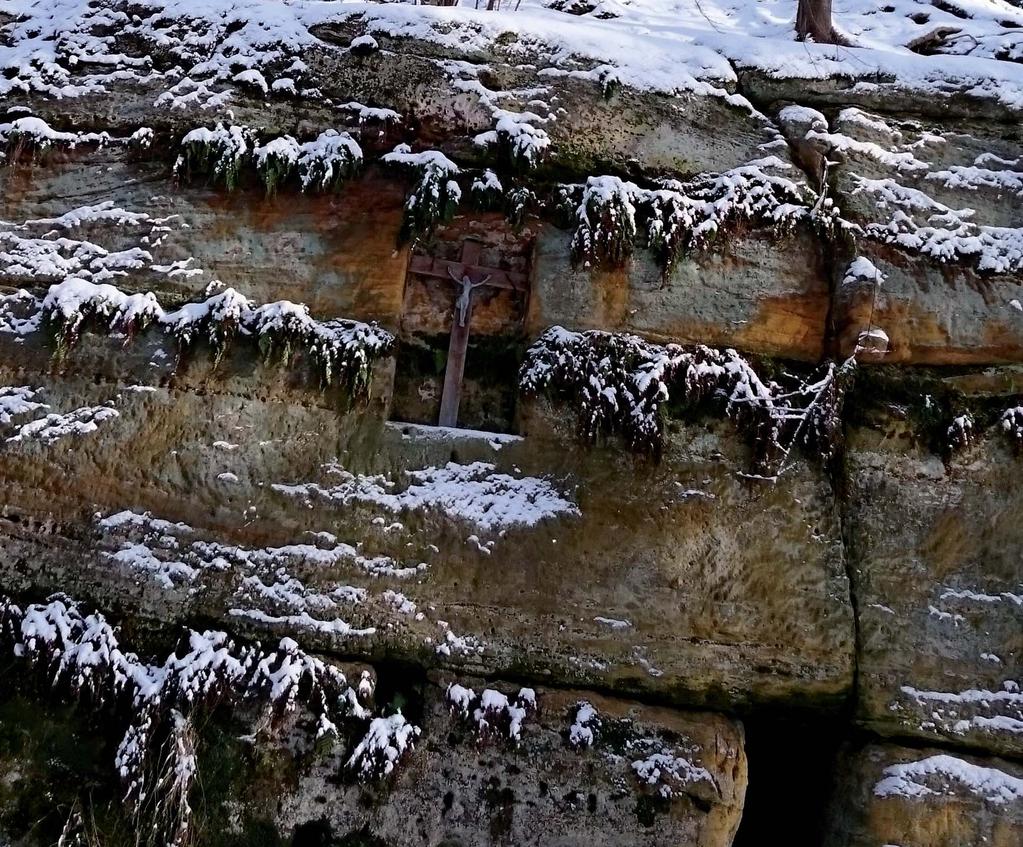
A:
[[438, 240, 482, 427], [404, 239, 527, 430]]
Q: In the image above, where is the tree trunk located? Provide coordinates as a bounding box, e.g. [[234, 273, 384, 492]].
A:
[[796, 0, 839, 43]]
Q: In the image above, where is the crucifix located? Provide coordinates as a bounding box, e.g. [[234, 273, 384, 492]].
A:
[[406, 239, 529, 428]]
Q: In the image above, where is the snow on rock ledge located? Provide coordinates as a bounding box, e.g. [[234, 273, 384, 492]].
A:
[[273, 460, 579, 533], [875, 754, 1023, 805]]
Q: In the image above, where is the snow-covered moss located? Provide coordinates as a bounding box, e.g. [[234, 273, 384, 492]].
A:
[[1, 595, 367, 847], [520, 327, 850, 474], [568, 159, 831, 275], [382, 145, 462, 243], [38, 280, 393, 397], [174, 123, 251, 190]]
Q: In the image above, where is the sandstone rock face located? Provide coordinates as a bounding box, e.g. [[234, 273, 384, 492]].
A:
[[778, 104, 1023, 366], [274, 682, 747, 847], [2, 1, 1023, 844], [0, 337, 855, 713], [846, 401, 1023, 760], [825, 743, 1023, 847]]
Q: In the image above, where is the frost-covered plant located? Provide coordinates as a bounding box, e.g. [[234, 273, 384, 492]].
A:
[[473, 109, 551, 170], [947, 413, 975, 453], [346, 712, 420, 780], [165, 287, 251, 365], [568, 160, 833, 277], [250, 636, 367, 739], [505, 185, 537, 230], [254, 135, 302, 196], [469, 171, 534, 228], [382, 145, 462, 243], [1, 595, 369, 847], [570, 176, 638, 268], [174, 124, 251, 190], [37, 280, 394, 396], [445, 684, 536, 745], [306, 319, 392, 396], [471, 169, 504, 210], [446, 683, 475, 718], [128, 126, 155, 153], [56, 804, 86, 847], [191, 128, 364, 197], [568, 701, 600, 749], [248, 300, 392, 394], [520, 327, 851, 474], [646, 163, 824, 277], [297, 130, 362, 193], [0, 116, 112, 164], [41, 278, 161, 356], [1001, 407, 1023, 453], [141, 710, 198, 847]]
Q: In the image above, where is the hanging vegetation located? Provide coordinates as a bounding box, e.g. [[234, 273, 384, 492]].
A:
[[520, 326, 852, 475]]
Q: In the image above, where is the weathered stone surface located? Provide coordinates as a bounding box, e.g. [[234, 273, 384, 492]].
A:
[[0, 155, 412, 330], [792, 105, 1023, 366], [1, 148, 833, 364], [845, 413, 1023, 758], [831, 241, 1023, 365], [274, 681, 747, 847], [10, 34, 784, 181], [824, 743, 1023, 847], [529, 227, 829, 362], [0, 324, 855, 714], [5, 4, 1023, 842]]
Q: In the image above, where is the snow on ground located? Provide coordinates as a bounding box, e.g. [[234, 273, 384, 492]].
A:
[[1, 0, 1022, 113]]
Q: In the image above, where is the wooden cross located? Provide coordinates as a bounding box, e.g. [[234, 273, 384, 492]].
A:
[[406, 239, 528, 428]]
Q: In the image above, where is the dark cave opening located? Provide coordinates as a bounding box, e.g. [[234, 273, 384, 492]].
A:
[[731, 714, 846, 846]]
